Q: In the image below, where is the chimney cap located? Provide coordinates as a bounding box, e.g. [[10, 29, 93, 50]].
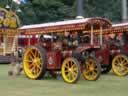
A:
[[76, 16, 84, 19]]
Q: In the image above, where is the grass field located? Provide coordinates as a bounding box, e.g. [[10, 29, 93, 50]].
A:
[[0, 64, 128, 96]]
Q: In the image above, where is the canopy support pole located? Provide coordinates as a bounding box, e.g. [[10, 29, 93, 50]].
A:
[[91, 25, 93, 45], [100, 26, 103, 45]]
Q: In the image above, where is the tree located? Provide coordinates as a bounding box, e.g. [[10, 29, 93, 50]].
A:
[[0, 0, 126, 25], [19, 0, 74, 24]]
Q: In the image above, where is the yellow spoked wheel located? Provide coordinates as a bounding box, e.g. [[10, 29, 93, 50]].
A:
[[112, 54, 128, 76], [23, 45, 46, 79], [61, 57, 80, 84], [82, 56, 101, 81]]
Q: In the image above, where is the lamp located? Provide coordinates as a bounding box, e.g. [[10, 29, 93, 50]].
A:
[[16, 8, 22, 12], [5, 4, 10, 9]]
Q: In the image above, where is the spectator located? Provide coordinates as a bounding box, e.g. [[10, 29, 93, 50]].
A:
[[8, 51, 23, 77]]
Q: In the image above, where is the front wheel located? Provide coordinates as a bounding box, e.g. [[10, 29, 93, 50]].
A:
[[82, 56, 101, 81], [112, 54, 128, 76], [61, 57, 81, 84]]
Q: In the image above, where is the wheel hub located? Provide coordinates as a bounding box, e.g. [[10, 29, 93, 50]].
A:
[[33, 58, 40, 64], [89, 65, 94, 71], [69, 68, 72, 72], [34, 59, 37, 63]]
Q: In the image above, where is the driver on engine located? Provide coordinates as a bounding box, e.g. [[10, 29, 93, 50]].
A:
[[63, 31, 79, 49]]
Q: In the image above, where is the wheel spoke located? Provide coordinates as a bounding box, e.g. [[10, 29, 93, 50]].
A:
[[69, 73, 73, 80], [116, 59, 121, 64], [118, 67, 126, 73], [71, 72, 76, 80], [67, 72, 71, 80], [29, 53, 34, 60], [119, 57, 122, 63], [38, 58, 42, 64], [34, 66, 37, 75], [73, 73, 77, 78], [29, 63, 34, 69], [37, 58, 42, 64], [73, 70, 78, 74], [72, 71, 77, 78], [83, 69, 90, 75], [121, 59, 126, 64], [37, 66, 41, 72], [30, 50, 36, 58], [87, 71, 92, 76], [36, 64, 41, 70], [31, 65, 35, 74], [71, 64, 75, 68], [34, 66, 38, 75], [35, 66, 40, 75], [73, 67, 78, 72], [114, 62, 120, 66], [92, 70, 97, 76], [35, 50, 38, 57], [123, 61, 128, 66], [64, 69, 69, 73], [25, 59, 33, 63], [37, 52, 41, 57], [66, 71, 74, 80]]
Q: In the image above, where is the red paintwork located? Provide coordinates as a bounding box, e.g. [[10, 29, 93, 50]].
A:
[[76, 43, 100, 53], [46, 50, 73, 69], [46, 51, 61, 69], [124, 45, 128, 53], [18, 35, 38, 47], [96, 47, 110, 65]]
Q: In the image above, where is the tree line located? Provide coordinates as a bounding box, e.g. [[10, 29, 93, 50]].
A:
[[0, 0, 125, 25]]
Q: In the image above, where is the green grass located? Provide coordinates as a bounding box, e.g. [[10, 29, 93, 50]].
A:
[[0, 64, 128, 96]]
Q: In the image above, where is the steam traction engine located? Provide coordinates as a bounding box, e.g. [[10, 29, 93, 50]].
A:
[[20, 17, 112, 83], [90, 22, 128, 76], [110, 23, 128, 76]]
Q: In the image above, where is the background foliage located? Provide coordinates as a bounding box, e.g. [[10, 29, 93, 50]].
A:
[[0, 0, 126, 25]]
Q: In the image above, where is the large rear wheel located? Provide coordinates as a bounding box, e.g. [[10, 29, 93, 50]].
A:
[[112, 54, 128, 76], [82, 56, 101, 81], [61, 57, 80, 84], [23, 45, 46, 79]]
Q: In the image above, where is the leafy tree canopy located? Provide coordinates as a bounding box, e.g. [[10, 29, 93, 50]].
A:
[[0, 0, 126, 25]]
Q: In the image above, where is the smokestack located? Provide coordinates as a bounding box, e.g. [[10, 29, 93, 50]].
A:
[[76, 0, 84, 18], [122, 0, 127, 22]]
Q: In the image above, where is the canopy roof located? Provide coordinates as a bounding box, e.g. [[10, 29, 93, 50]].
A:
[[112, 22, 128, 27], [84, 21, 128, 35], [110, 22, 128, 34], [20, 17, 112, 35]]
